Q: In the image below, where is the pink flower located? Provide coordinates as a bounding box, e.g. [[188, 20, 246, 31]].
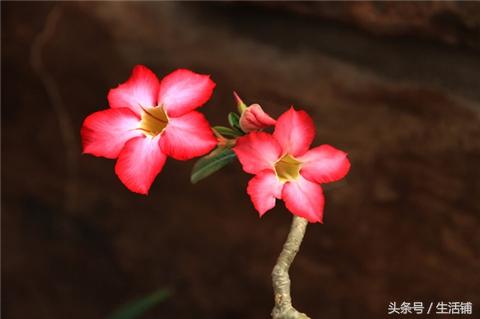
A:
[[233, 107, 350, 223], [81, 65, 217, 194], [234, 92, 276, 132]]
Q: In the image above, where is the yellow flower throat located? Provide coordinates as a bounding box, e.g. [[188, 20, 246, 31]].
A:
[[138, 106, 168, 137], [274, 154, 302, 183]]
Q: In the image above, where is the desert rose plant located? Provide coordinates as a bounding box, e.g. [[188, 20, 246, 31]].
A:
[[81, 65, 351, 319]]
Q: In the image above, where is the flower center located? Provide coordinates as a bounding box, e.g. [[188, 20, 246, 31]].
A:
[[274, 154, 302, 183], [138, 106, 168, 137]]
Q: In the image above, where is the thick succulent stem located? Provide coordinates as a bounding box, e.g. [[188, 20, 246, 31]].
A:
[[271, 216, 311, 319]]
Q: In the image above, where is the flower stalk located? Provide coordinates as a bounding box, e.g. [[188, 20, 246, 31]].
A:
[[271, 216, 311, 319]]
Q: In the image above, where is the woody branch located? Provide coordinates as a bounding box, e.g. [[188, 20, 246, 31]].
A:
[[271, 216, 311, 319]]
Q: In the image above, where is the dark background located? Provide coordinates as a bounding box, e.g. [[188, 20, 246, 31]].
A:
[[3, 2, 480, 319]]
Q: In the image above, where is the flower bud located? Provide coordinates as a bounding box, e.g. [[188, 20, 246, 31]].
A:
[[239, 103, 276, 132], [233, 91, 247, 113]]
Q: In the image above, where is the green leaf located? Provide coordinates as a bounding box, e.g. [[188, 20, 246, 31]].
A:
[[108, 289, 171, 319], [227, 112, 244, 135], [191, 147, 236, 184], [213, 126, 241, 138], [228, 112, 240, 129]]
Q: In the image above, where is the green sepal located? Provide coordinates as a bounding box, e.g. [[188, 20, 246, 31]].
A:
[[191, 147, 236, 184]]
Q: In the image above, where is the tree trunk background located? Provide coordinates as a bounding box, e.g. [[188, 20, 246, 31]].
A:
[[3, 2, 480, 319]]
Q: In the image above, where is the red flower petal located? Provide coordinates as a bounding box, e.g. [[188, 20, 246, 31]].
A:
[[282, 176, 324, 223], [158, 69, 215, 117], [108, 65, 160, 115], [239, 104, 276, 132], [273, 107, 315, 157], [81, 108, 141, 159], [299, 144, 350, 184], [114, 136, 166, 195], [160, 111, 217, 160], [247, 170, 283, 217], [233, 132, 282, 175]]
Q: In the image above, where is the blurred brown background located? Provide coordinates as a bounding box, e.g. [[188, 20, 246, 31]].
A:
[[3, 2, 480, 319]]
